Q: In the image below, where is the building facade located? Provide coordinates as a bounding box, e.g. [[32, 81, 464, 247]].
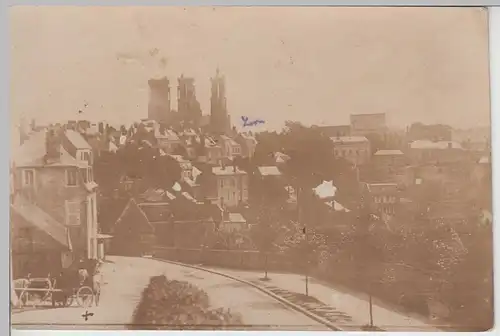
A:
[[210, 68, 231, 135], [177, 75, 202, 127], [148, 77, 172, 124], [350, 113, 387, 137], [331, 136, 371, 166], [11, 127, 99, 267], [212, 164, 249, 208]]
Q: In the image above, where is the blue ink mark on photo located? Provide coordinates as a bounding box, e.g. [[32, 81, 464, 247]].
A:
[[241, 116, 265, 127]]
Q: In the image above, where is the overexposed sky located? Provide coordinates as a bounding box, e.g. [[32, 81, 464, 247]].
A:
[[9, 6, 491, 132]]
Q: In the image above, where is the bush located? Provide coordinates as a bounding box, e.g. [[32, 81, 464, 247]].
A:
[[129, 275, 243, 330]]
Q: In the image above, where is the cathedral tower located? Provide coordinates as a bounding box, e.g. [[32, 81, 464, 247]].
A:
[[210, 68, 230, 135], [148, 77, 171, 123], [177, 74, 202, 127]]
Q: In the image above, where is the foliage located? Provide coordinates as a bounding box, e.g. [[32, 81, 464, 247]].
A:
[[94, 141, 182, 197], [130, 275, 243, 330]]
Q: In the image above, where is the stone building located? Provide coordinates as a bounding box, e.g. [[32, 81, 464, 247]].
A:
[[210, 68, 231, 135], [148, 77, 172, 124]]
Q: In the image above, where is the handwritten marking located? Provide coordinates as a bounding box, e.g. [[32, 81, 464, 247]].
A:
[[82, 310, 94, 321], [241, 116, 265, 127]]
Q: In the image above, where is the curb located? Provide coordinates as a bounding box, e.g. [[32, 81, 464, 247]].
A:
[[148, 256, 345, 331]]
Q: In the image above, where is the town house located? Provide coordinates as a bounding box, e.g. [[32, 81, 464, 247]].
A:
[[11, 127, 99, 267], [212, 164, 248, 208], [235, 132, 257, 158], [331, 136, 371, 166], [219, 135, 242, 160]]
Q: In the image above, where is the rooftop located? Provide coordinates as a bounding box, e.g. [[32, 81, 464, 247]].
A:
[[65, 130, 92, 150], [212, 166, 246, 176], [154, 127, 180, 141], [13, 131, 88, 168], [313, 180, 337, 199], [12, 196, 72, 249], [374, 149, 404, 156], [366, 182, 399, 194], [330, 136, 369, 143], [409, 140, 463, 150], [225, 213, 246, 223], [258, 166, 282, 176]]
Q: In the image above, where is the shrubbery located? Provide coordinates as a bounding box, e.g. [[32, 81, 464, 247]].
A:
[[129, 275, 243, 330]]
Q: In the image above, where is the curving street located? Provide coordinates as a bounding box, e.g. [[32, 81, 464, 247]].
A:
[[11, 256, 329, 330]]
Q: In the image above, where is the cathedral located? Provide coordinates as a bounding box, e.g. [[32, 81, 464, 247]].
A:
[[146, 68, 231, 134], [209, 68, 231, 135]]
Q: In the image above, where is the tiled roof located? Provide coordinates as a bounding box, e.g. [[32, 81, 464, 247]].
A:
[[11, 196, 72, 249], [65, 130, 92, 149], [330, 136, 369, 143], [212, 166, 246, 176], [258, 166, 282, 176]]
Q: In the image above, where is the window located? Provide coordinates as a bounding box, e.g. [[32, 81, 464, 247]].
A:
[[230, 178, 236, 187], [66, 169, 77, 186], [65, 200, 81, 226], [22, 169, 35, 187], [220, 179, 224, 188], [80, 168, 89, 184], [87, 167, 93, 182]]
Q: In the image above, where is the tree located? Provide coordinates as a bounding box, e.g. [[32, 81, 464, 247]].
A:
[[250, 206, 281, 280]]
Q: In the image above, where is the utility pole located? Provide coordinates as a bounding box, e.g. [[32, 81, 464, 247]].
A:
[[297, 183, 309, 296]]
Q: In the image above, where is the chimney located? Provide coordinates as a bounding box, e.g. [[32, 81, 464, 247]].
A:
[[447, 142, 452, 149], [233, 163, 237, 173], [44, 127, 61, 163]]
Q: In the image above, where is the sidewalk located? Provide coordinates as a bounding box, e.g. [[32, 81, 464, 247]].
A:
[[202, 267, 443, 332]]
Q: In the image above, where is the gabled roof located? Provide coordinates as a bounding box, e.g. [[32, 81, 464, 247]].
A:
[[11, 196, 72, 250], [274, 152, 291, 163], [98, 197, 129, 232], [325, 200, 351, 212], [139, 203, 171, 223], [220, 135, 240, 147], [13, 131, 87, 168], [65, 130, 92, 150], [114, 198, 154, 233]]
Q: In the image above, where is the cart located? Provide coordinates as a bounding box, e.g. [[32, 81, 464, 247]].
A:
[[14, 273, 95, 308]]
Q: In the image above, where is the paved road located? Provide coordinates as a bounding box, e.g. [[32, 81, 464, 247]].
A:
[[11, 256, 329, 331]]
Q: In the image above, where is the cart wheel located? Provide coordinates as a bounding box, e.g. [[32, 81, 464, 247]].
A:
[[76, 286, 94, 307]]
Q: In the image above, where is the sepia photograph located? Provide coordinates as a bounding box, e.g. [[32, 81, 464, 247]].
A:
[[9, 6, 493, 332]]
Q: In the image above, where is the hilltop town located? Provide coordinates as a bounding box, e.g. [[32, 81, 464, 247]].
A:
[[10, 69, 492, 331]]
